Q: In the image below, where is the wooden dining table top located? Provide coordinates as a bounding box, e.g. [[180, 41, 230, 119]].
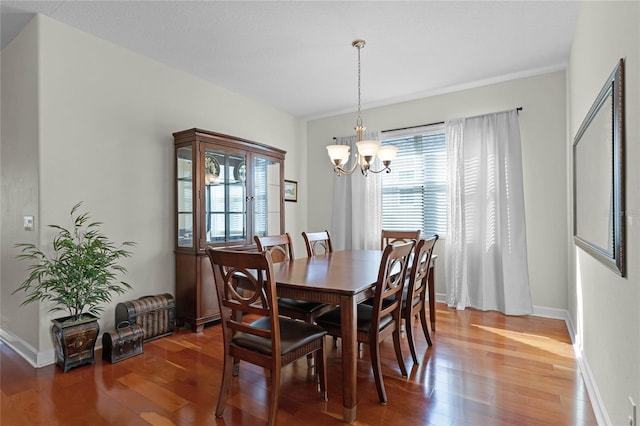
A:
[[270, 249, 384, 295]]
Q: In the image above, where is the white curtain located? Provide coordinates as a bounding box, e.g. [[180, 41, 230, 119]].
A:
[[331, 131, 382, 250], [445, 110, 533, 315]]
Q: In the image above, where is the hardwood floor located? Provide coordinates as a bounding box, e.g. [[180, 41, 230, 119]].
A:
[[1, 303, 596, 425]]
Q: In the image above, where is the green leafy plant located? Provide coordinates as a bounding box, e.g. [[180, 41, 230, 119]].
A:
[[13, 202, 135, 321]]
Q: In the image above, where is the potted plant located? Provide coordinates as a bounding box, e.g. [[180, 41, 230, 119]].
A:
[[13, 202, 135, 372]]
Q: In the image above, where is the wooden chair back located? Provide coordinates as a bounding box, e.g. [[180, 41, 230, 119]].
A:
[[380, 229, 421, 250], [370, 241, 415, 331], [254, 233, 294, 263], [302, 230, 333, 257], [403, 235, 439, 362]]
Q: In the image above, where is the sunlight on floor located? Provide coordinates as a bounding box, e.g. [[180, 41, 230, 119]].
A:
[[470, 324, 575, 358]]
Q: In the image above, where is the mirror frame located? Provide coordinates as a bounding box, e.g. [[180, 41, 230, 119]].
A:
[[573, 58, 625, 276]]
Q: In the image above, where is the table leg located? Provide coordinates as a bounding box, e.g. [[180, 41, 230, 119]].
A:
[[340, 295, 357, 423], [428, 264, 436, 332]]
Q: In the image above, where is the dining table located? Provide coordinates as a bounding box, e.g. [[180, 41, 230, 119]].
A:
[[270, 249, 437, 423]]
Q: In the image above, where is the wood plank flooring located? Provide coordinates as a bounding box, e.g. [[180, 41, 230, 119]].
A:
[[1, 303, 596, 425]]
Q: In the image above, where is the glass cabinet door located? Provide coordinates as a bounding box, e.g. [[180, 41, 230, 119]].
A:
[[176, 146, 193, 248], [252, 155, 281, 238], [204, 147, 247, 244]]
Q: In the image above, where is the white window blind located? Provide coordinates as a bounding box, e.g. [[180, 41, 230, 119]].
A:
[[381, 125, 447, 236]]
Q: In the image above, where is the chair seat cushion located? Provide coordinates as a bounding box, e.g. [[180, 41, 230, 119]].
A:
[[277, 297, 330, 314], [232, 317, 327, 356], [316, 304, 393, 334]]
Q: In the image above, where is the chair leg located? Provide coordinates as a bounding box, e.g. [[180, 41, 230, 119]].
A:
[[419, 306, 433, 347], [392, 328, 408, 377], [233, 357, 240, 376], [369, 339, 387, 404], [268, 365, 281, 426], [316, 342, 328, 402], [306, 316, 315, 367], [216, 353, 234, 417], [405, 314, 420, 365]]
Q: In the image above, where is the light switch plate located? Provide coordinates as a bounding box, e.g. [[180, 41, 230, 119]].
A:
[[23, 215, 34, 231]]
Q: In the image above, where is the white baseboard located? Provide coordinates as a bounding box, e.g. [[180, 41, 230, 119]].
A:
[[531, 304, 570, 320], [564, 315, 610, 426], [0, 328, 54, 367]]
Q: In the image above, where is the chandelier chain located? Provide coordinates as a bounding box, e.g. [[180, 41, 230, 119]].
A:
[[356, 42, 362, 128]]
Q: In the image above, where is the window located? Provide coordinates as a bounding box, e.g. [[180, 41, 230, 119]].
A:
[[381, 125, 447, 236]]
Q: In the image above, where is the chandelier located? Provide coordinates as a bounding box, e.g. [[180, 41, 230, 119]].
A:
[[326, 39, 398, 176]]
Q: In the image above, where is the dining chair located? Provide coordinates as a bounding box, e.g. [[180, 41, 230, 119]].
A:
[[403, 235, 439, 364], [302, 230, 333, 257], [380, 229, 421, 250], [254, 234, 335, 365], [316, 241, 415, 404], [361, 229, 422, 324], [206, 248, 328, 426]]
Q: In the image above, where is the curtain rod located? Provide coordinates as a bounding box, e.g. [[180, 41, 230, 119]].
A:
[[381, 107, 522, 134], [332, 107, 523, 139], [381, 120, 444, 134]]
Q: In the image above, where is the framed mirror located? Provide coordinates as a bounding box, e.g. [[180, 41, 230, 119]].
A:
[[573, 58, 625, 276]]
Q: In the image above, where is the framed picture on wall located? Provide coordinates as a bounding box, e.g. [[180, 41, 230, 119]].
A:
[[284, 180, 297, 202]]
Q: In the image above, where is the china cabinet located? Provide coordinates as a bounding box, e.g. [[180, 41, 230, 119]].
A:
[[173, 128, 286, 331]]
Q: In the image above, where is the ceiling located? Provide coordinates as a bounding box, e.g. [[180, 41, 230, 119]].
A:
[[0, 1, 579, 119]]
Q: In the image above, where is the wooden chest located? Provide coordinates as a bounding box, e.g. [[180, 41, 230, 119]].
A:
[[102, 322, 144, 364], [115, 293, 175, 342]]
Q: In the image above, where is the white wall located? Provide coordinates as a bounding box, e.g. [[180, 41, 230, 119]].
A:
[[0, 14, 307, 365], [568, 2, 640, 424], [0, 16, 41, 355], [307, 72, 568, 310]]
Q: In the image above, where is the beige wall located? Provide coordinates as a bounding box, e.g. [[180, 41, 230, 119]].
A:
[[307, 71, 568, 311], [0, 16, 41, 357], [0, 14, 307, 365], [568, 2, 640, 424]]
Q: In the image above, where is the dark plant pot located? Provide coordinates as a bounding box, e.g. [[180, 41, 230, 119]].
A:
[[51, 314, 100, 372]]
